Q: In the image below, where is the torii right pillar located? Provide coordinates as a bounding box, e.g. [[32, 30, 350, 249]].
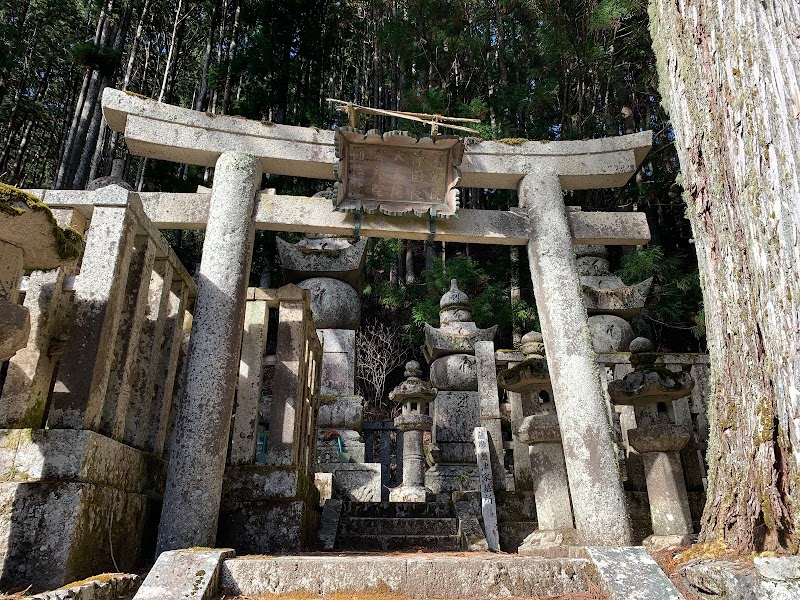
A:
[[521, 170, 631, 545]]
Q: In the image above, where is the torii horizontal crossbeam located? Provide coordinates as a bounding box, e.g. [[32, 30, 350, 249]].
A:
[[32, 189, 650, 246], [101, 89, 652, 191]]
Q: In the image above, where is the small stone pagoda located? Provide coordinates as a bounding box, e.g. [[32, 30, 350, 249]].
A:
[[423, 280, 496, 494]]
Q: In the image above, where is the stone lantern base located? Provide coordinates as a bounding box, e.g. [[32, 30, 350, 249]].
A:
[[388, 484, 433, 503]]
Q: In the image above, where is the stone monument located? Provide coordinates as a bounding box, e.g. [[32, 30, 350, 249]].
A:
[[423, 280, 497, 495]]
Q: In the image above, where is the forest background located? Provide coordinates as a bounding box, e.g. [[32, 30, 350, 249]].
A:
[[0, 0, 705, 409]]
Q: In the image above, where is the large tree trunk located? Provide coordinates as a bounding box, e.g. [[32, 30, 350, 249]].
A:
[[649, 0, 800, 553]]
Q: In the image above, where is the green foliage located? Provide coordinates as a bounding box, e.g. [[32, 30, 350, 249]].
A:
[[616, 246, 704, 339], [69, 42, 121, 74]]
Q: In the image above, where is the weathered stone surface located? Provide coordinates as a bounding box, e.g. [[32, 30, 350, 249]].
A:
[[517, 414, 561, 444], [528, 441, 574, 531], [317, 395, 363, 430], [608, 369, 695, 407], [298, 277, 360, 329], [157, 151, 261, 553], [49, 202, 135, 430], [0, 299, 30, 361], [388, 484, 430, 502], [575, 256, 611, 276], [318, 329, 356, 395], [317, 462, 381, 501], [473, 427, 500, 551], [219, 467, 319, 553], [497, 357, 549, 392], [277, 236, 367, 289], [29, 573, 141, 600], [220, 555, 592, 598], [430, 354, 478, 390], [523, 171, 631, 545], [317, 498, 343, 549], [518, 529, 578, 553], [133, 548, 234, 600], [628, 425, 691, 454], [424, 463, 480, 494], [475, 341, 505, 491], [432, 391, 480, 443], [588, 314, 636, 353], [582, 277, 652, 319], [586, 546, 682, 600], [0, 430, 162, 592], [679, 560, 755, 600], [755, 556, 800, 599], [454, 500, 488, 551], [102, 88, 651, 191]]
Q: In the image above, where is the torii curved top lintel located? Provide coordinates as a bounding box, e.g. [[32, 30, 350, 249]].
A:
[[102, 88, 652, 191]]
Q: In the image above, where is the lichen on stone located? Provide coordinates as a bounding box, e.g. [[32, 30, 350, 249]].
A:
[[0, 182, 83, 260], [497, 137, 528, 145]]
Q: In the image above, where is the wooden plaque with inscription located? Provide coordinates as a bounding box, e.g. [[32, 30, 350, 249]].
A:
[[333, 128, 464, 218]]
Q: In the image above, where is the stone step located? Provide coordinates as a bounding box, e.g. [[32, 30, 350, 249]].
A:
[[220, 555, 593, 598], [339, 516, 459, 537], [335, 533, 462, 552], [342, 501, 454, 519]]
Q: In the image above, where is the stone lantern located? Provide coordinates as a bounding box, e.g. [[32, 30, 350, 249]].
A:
[[607, 337, 695, 550], [389, 361, 436, 502], [498, 331, 576, 550]]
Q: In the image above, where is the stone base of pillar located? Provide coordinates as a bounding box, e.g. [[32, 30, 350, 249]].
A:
[[642, 533, 694, 553], [495, 490, 538, 553], [388, 484, 431, 503], [518, 528, 579, 554], [218, 465, 320, 554], [424, 464, 479, 494], [0, 429, 165, 593]]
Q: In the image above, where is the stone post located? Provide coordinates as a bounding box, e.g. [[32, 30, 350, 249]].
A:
[[520, 171, 631, 545], [49, 189, 137, 430], [475, 341, 505, 491], [0, 241, 23, 302], [157, 151, 262, 554]]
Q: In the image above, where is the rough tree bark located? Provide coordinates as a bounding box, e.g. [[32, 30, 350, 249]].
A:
[[649, 0, 800, 552]]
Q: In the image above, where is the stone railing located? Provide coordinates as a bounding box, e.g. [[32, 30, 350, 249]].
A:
[[229, 285, 323, 476], [0, 186, 197, 592], [0, 186, 196, 456]]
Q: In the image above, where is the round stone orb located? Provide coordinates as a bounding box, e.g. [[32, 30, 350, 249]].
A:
[[629, 337, 654, 353], [298, 277, 360, 329], [430, 354, 478, 391], [588, 315, 635, 353]]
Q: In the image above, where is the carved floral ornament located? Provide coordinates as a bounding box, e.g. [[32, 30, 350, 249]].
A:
[[333, 127, 464, 218]]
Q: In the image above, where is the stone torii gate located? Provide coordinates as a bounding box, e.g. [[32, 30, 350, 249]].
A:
[[99, 88, 652, 552]]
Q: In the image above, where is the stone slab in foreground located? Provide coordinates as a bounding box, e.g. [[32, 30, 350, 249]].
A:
[[586, 546, 683, 600], [220, 554, 590, 598], [133, 548, 234, 600]]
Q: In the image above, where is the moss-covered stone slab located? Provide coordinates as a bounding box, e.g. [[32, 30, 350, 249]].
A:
[[0, 183, 83, 269]]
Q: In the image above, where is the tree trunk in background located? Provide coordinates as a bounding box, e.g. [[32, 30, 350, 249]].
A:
[[649, 0, 800, 553]]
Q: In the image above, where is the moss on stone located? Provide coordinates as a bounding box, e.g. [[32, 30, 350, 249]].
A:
[[123, 90, 152, 100], [496, 137, 528, 145], [0, 182, 83, 260]]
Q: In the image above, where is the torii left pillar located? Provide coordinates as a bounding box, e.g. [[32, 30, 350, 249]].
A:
[[521, 170, 631, 545], [157, 152, 262, 553]]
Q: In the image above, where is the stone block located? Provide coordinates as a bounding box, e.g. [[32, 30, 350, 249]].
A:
[[0, 481, 147, 593], [586, 546, 682, 600], [424, 463, 479, 494], [319, 330, 356, 396], [133, 548, 234, 600], [317, 462, 381, 502], [755, 557, 800, 599], [679, 560, 755, 600], [220, 555, 592, 598], [496, 490, 538, 522], [217, 498, 319, 555], [432, 391, 480, 444], [222, 465, 314, 504], [437, 442, 476, 463], [317, 498, 343, 550], [317, 395, 363, 430], [0, 429, 166, 495]]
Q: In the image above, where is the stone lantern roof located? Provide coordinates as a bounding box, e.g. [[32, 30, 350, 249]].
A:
[[389, 361, 437, 405]]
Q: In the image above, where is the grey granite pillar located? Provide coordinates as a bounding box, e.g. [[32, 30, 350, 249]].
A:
[[157, 151, 262, 553], [521, 171, 630, 545]]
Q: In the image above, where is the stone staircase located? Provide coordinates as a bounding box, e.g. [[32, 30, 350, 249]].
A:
[[334, 501, 462, 551]]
